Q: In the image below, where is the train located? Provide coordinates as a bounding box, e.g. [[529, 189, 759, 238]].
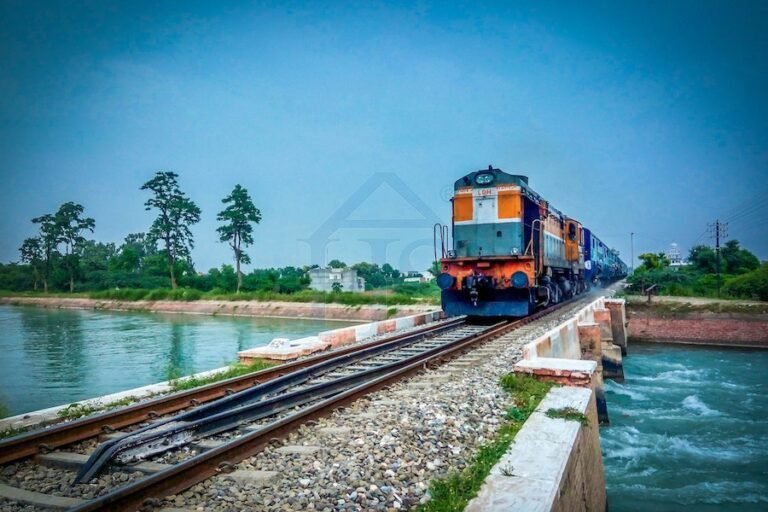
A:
[[436, 166, 627, 317]]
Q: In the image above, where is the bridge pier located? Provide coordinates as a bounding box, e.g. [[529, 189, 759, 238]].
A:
[[606, 300, 628, 356], [595, 305, 625, 381], [578, 321, 609, 424]]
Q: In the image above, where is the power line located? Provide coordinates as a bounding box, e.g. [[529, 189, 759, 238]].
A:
[[718, 191, 768, 221], [707, 219, 728, 298]]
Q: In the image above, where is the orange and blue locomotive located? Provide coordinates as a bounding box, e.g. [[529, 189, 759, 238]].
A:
[[436, 166, 627, 317]]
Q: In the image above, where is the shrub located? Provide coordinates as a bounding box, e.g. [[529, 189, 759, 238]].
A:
[[723, 264, 768, 301]]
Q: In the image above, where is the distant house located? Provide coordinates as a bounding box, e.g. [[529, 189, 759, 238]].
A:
[[403, 271, 434, 283], [309, 267, 366, 293]]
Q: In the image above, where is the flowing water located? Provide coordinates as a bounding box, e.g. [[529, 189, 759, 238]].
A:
[[0, 305, 356, 416], [601, 342, 768, 511]]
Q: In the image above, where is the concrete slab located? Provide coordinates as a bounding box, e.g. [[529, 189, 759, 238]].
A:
[[0, 482, 85, 510], [515, 357, 597, 373], [275, 445, 322, 455], [219, 470, 279, 486], [35, 451, 91, 471]]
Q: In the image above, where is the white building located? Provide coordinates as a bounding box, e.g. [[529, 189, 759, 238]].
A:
[[667, 242, 689, 269], [309, 268, 366, 293], [403, 271, 435, 283]]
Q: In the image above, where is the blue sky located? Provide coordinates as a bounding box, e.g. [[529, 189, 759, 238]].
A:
[[1, 1, 766, 272]]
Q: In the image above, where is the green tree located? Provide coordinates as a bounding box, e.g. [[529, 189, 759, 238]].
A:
[[723, 263, 768, 301], [331, 281, 343, 293], [688, 245, 717, 273], [31, 213, 60, 293], [721, 240, 760, 274], [328, 259, 346, 269], [19, 237, 44, 291], [53, 202, 95, 292], [216, 184, 261, 293], [637, 252, 670, 271], [141, 171, 201, 289]]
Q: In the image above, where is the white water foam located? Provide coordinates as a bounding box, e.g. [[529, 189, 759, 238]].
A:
[[607, 382, 648, 401], [682, 395, 722, 416], [634, 368, 707, 385], [608, 480, 768, 505]]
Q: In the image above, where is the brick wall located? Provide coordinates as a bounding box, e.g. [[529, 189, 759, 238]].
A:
[[627, 307, 768, 347]]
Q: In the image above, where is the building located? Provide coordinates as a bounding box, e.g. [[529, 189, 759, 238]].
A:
[[309, 267, 366, 293], [667, 242, 689, 270], [403, 271, 435, 283]]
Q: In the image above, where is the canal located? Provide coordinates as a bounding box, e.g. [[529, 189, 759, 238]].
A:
[[0, 305, 356, 417], [601, 342, 768, 511]]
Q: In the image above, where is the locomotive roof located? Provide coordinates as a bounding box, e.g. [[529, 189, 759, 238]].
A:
[[453, 166, 530, 190], [454, 165, 566, 218]]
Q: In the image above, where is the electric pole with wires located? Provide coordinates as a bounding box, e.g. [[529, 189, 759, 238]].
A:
[[708, 220, 728, 297]]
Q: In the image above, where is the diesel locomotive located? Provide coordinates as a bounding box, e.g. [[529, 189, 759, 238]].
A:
[[436, 166, 627, 317]]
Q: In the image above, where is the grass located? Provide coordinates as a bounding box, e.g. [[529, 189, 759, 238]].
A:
[[169, 359, 276, 392], [57, 396, 140, 421], [545, 407, 589, 426], [1, 287, 440, 306], [0, 425, 29, 440], [625, 296, 768, 315], [418, 374, 553, 512]]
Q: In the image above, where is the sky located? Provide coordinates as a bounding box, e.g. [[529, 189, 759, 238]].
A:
[[1, 0, 766, 272]]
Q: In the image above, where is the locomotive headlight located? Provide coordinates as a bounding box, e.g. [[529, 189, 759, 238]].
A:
[[436, 273, 456, 290], [511, 247, 519, 256], [511, 271, 529, 288], [447, 250, 457, 258]]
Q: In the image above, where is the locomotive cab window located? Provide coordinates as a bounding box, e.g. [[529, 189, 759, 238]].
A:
[[568, 223, 577, 241]]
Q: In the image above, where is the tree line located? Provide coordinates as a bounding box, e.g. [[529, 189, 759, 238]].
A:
[[628, 240, 767, 300], [1, 171, 426, 297], [10, 171, 261, 294]]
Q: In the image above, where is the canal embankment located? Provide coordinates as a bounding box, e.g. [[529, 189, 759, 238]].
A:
[[625, 296, 768, 348], [0, 296, 437, 321]]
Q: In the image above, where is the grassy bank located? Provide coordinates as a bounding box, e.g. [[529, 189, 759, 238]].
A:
[[168, 359, 276, 392], [418, 374, 553, 512], [624, 294, 768, 315], [0, 288, 440, 306]]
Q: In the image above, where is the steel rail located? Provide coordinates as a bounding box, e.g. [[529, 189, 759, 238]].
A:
[[70, 301, 574, 511], [0, 316, 463, 465], [74, 320, 472, 482]]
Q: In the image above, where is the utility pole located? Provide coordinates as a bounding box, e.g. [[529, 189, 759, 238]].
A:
[[630, 232, 635, 273], [708, 220, 728, 297]]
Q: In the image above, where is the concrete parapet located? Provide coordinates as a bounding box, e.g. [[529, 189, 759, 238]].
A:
[[238, 310, 442, 363], [601, 342, 624, 382], [513, 358, 597, 388], [577, 322, 601, 361], [466, 386, 607, 512], [605, 299, 628, 355], [593, 308, 613, 341]]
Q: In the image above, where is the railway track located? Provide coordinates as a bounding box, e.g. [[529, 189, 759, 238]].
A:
[[0, 298, 587, 511]]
